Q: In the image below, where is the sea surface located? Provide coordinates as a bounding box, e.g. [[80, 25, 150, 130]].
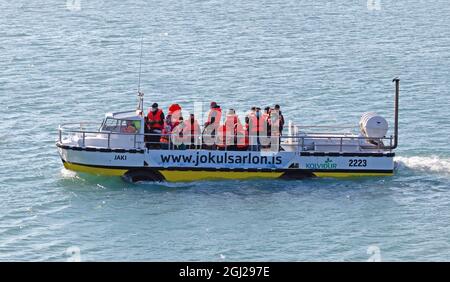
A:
[[1, 0, 450, 261]]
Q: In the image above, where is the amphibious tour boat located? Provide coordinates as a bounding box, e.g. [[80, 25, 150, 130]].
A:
[[56, 79, 400, 182]]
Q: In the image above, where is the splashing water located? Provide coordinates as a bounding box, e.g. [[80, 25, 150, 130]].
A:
[[395, 156, 450, 175]]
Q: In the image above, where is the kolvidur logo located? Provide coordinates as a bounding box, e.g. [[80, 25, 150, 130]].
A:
[[305, 158, 337, 169]]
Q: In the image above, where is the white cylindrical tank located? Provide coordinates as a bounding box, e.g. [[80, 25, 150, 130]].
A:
[[288, 120, 295, 144], [359, 112, 388, 138]]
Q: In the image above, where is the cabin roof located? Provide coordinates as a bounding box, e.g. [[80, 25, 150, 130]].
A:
[[105, 111, 143, 121]]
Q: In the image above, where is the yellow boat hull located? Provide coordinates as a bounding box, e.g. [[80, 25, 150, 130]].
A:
[[63, 161, 393, 182]]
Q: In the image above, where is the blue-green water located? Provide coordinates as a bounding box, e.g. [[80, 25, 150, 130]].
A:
[[1, 0, 450, 261]]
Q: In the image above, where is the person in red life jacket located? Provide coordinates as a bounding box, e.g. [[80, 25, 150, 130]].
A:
[[260, 107, 272, 149], [217, 109, 241, 150], [205, 102, 222, 126], [145, 103, 165, 149], [248, 107, 265, 151], [231, 110, 248, 151], [269, 104, 284, 151], [159, 114, 172, 149], [245, 106, 256, 129], [168, 103, 182, 124], [160, 113, 184, 150], [203, 102, 222, 149], [184, 114, 201, 149], [236, 124, 249, 151], [173, 116, 186, 150]]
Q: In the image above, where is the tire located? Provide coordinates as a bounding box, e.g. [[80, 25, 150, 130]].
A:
[[122, 169, 165, 182]]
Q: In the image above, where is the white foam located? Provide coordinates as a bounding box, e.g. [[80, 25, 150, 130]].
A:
[[135, 181, 192, 188], [60, 168, 78, 178], [395, 156, 450, 175]]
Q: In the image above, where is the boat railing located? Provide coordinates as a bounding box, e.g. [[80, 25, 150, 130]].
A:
[[58, 123, 393, 153], [282, 134, 393, 152], [289, 124, 356, 135]]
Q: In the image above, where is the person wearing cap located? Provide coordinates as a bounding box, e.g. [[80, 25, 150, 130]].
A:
[[203, 102, 222, 149], [145, 103, 165, 149], [205, 102, 222, 126]]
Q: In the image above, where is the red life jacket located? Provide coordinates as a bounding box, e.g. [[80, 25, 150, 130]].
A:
[[217, 115, 248, 149], [206, 107, 222, 125], [217, 125, 248, 149], [262, 113, 270, 125], [217, 115, 234, 148], [236, 123, 248, 149], [160, 129, 169, 143], [147, 109, 163, 129], [159, 120, 171, 143], [248, 113, 265, 133], [184, 118, 200, 138], [216, 124, 228, 148]]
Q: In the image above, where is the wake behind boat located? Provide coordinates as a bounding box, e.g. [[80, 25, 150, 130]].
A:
[[56, 78, 400, 182]]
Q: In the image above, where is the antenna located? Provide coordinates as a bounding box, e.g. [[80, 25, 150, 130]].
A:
[[136, 35, 144, 114], [138, 35, 144, 94]]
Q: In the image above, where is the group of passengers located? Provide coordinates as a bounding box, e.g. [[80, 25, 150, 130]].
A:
[[144, 102, 285, 151]]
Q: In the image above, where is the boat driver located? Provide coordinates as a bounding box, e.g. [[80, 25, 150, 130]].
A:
[[122, 120, 137, 134]]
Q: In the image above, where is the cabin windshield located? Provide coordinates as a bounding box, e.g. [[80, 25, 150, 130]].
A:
[[100, 118, 140, 134]]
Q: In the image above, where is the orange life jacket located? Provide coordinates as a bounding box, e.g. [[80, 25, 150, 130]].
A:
[[147, 109, 164, 130], [160, 123, 170, 143]]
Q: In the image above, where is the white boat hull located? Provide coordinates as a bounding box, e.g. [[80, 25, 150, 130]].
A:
[[57, 144, 394, 181]]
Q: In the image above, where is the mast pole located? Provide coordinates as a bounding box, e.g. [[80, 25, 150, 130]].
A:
[[391, 77, 400, 149], [136, 35, 144, 115]]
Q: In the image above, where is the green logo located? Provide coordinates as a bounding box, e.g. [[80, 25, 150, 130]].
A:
[[305, 158, 337, 169]]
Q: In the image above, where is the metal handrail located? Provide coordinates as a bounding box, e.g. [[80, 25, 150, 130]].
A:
[[295, 125, 355, 129], [57, 122, 393, 153]]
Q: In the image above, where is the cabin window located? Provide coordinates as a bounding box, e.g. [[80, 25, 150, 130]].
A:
[[101, 118, 120, 132], [101, 118, 140, 134], [119, 120, 139, 134]]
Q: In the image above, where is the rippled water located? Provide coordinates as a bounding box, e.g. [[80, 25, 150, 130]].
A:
[[1, 0, 450, 261]]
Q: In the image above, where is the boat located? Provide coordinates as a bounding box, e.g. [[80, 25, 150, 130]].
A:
[[56, 79, 400, 182]]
